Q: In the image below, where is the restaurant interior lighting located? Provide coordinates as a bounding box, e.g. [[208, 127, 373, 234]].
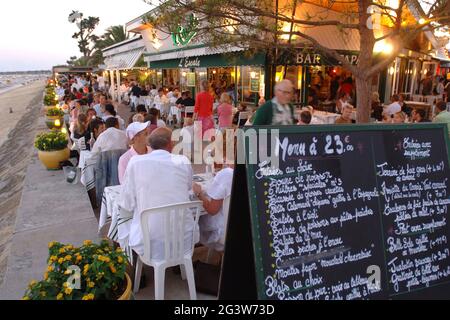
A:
[[61, 127, 67, 134], [419, 18, 426, 25], [250, 71, 257, 78], [54, 119, 61, 127], [275, 71, 283, 82], [182, 72, 187, 77]]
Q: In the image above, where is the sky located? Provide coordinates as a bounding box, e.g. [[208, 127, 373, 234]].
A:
[[0, 0, 152, 72]]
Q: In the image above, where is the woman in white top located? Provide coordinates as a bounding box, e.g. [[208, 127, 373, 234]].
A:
[[193, 167, 234, 251]]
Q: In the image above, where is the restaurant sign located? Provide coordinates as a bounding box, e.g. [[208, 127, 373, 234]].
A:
[[172, 14, 199, 47], [279, 49, 360, 66], [178, 57, 201, 68], [296, 51, 359, 65]]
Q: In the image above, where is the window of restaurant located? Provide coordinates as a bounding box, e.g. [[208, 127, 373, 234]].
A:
[[277, 64, 354, 110], [178, 68, 192, 92], [162, 69, 180, 88], [195, 67, 208, 94], [236, 66, 265, 106]]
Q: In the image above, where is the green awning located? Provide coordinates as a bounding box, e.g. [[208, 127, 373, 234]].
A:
[[148, 52, 266, 69]]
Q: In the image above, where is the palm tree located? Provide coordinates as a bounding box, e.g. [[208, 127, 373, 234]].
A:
[[90, 25, 129, 66]]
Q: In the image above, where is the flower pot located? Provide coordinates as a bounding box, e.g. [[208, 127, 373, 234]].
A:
[[118, 273, 132, 300], [45, 115, 64, 130], [37, 148, 70, 170]]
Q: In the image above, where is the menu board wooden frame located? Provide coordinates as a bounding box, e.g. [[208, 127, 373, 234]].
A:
[[219, 123, 450, 300]]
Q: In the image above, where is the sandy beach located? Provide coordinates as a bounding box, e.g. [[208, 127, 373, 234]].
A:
[[0, 81, 45, 285]]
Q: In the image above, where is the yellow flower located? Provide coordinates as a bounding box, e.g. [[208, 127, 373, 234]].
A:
[[64, 245, 73, 250], [58, 258, 64, 264], [116, 248, 123, 253], [64, 287, 72, 295], [88, 281, 95, 288], [56, 293, 64, 300], [44, 272, 49, 280], [83, 264, 89, 275], [64, 269, 72, 275], [59, 248, 66, 254], [64, 255, 72, 261], [22, 296, 31, 300], [117, 256, 124, 264], [76, 255, 82, 262], [49, 255, 58, 263], [109, 264, 117, 274], [40, 291, 46, 297], [82, 293, 95, 300], [47, 265, 54, 272], [48, 242, 55, 248], [29, 280, 37, 287], [83, 240, 92, 246]]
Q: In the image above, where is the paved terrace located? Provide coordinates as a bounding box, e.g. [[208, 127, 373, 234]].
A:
[[0, 103, 216, 300]]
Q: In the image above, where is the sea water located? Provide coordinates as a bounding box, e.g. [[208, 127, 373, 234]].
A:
[[0, 73, 49, 96]]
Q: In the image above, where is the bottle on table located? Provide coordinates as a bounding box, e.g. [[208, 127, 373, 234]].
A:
[[205, 149, 215, 179]]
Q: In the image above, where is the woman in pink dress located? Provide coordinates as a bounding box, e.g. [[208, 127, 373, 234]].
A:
[[217, 93, 233, 129]]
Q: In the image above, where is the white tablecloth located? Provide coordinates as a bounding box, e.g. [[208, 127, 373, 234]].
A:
[[311, 111, 341, 124], [79, 150, 95, 191]]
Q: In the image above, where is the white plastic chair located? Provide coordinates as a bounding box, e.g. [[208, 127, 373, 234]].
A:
[[134, 201, 202, 300], [184, 106, 195, 118], [75, 136, 87, 151], [139, 96, 149, 106]]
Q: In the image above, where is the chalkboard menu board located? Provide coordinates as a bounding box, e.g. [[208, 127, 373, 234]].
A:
[[219, 124, 450, 300]]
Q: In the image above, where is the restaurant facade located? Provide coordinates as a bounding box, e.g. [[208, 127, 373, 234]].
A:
[[124, 1, 448, 108], [126, 13, 267, 107], [101, 36, 147, 102]]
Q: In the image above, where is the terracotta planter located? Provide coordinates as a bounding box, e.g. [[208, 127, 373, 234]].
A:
[[118, 273, 132, 300], [37, 148, 70, 170], [45, 115, 64, 130]]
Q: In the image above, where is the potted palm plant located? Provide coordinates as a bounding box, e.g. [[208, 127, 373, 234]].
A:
[[22, 240, 131, 300], [35, 131, 70, 170]]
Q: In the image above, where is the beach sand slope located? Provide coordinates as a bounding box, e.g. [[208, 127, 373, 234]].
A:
[[0, 82, 44, 285]]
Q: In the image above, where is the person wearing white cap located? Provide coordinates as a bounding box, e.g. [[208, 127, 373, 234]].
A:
[[118, 122, 152, 184]]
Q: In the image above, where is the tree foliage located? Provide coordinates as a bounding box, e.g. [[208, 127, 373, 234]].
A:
[[68, 10, 100, 58], [143, 0, 450, 123]]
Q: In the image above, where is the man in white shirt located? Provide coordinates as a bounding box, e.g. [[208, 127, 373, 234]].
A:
[[153, 88, 169, 113], [150, 85, 158, 97], [91, 117, 129, 164], [119, 127, 196, 260], [384, 94, 402, 117]]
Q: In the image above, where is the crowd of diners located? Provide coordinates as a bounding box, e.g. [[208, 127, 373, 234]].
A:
[[55, 74, 236, 271], [53, 73, 449, 294]]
